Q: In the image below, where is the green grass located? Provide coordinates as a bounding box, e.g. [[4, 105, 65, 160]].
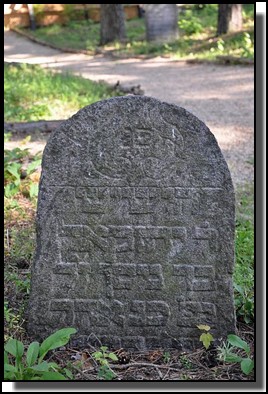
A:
[[24, 20, 101, 52], [4, 62, 121, 122], [234, 183, 254, 323], [6, 226, 36, 267], [4, 224, 35, 341], [113, 30, 254, 61], [18, 4, 254, 62]]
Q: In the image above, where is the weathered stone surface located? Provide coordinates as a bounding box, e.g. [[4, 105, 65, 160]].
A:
[[27, 96, 236, 350]]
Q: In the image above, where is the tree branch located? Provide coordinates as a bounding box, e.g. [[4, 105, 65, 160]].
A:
[[4, 120, 64, 134]]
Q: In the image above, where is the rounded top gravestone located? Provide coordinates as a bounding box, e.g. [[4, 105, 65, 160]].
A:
[[28, 96, 236, 350]]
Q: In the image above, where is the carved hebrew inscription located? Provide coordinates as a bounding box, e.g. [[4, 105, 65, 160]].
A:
[[28, 96, 236, 350]]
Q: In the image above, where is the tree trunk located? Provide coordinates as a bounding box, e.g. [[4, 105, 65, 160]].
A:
[[144, 4, 179, 43], [217, 4, 242, 35], [27, 4, 36, 30], [100, 4, 126, 45]]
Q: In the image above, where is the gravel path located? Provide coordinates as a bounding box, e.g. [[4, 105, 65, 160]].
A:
[[4, 30, 254, 189]]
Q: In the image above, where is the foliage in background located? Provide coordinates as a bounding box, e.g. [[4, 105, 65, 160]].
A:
[[178, 9, 203, 35], [32, 4, 46, 15], [19, 4, 254, 62], [4, 328, 76, 380], [4, 62, 121, 122]]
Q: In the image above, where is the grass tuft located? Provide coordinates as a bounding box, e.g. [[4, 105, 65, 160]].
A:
[[4, 62, 122, 122]]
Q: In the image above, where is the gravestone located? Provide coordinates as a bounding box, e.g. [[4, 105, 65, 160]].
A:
[[145, 4, 179, 43], [27, 96, 236, 350]]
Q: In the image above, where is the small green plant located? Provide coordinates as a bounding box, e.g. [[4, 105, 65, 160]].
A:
[[179, 354, 193, 370], [4, 302, 12, 322], [163, 351, 171, 363], [4, 301, 24, 342], [217, 339, 235, 361], [217, 334, 254, 376], [234, 283, 254, 324], [180, 373, 191, 380], [4, 148, 28, 198], [4, 327, 76, 380], [4, 302, 20, 329], [6, 271, 31, 294], [197, 324, 214, 350], [4, 146, 41, 199], [92, 346, 118, 380]]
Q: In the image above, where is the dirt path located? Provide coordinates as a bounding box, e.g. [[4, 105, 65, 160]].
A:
[[4, 30, 254, 189]]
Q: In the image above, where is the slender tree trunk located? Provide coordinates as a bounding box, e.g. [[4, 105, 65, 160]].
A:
[[100, 4, 126, 45], [144, 4, 179, 43], [27, 4, 36, 30], [217, 4, 242, 35]]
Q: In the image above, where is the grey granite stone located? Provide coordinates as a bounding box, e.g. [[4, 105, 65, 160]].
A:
[[27, 96, 236, 350], [145, 5, 179, 42]]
